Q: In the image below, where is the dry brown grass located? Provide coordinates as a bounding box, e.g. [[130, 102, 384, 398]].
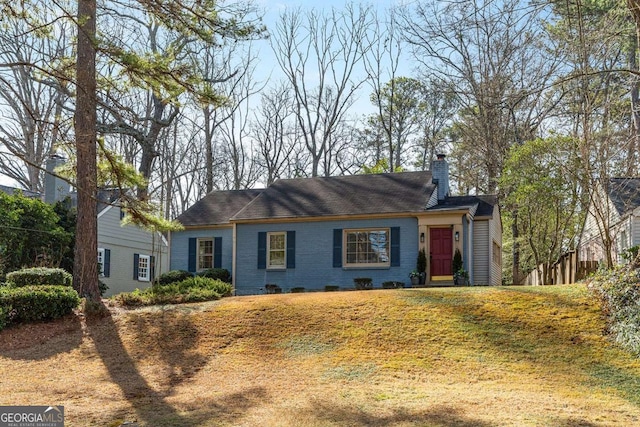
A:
[[1, 285, 640, 426]]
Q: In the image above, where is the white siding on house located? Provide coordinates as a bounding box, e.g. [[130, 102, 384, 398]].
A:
[[488, 207, 503, 286], [633, 214, 640, 247], [579, 184, 624, 264], [98, 205, 168, 296], [473, 221, 490, 285]]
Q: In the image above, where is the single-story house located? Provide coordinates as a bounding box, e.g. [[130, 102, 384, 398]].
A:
[[579, 178, 640, 265], [170, 155, 502, 295]]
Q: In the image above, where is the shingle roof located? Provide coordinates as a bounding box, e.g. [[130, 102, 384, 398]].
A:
[[0, 185, 41, 198], [427, 195, 498, 218], [232, 171, 436, 221], [177, 189, 264, 226], [606, 178, 640, 216]]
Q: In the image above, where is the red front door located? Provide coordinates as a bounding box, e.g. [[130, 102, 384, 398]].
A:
[[430, 228, 453, 276]]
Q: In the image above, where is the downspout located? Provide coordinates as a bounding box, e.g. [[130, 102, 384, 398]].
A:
[[468, 215, 474, 285], [167, 230, 171, 273], [462, 214, 469, 282], [232, 223, 237, 295]]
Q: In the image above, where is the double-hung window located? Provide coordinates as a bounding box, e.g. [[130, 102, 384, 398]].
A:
[[97, 247, 111, 277], [137, 254, 151, 281], [344, 228, 390, 268], [267, 232, 286, 269], [198, 238, 214, 270], [97, 248, 105, 277]]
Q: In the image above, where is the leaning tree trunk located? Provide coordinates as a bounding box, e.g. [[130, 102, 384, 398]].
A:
[[73, 0, 100, 301]]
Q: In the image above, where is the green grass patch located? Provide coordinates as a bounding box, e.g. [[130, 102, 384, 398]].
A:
[[280, 335, 334, 357], [323, 363, 377, 381]]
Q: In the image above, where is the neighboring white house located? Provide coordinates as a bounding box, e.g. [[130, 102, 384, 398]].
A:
[[45, 155, 168, 295], [97, 203, 168, 295], [579, 178, 640, 265]]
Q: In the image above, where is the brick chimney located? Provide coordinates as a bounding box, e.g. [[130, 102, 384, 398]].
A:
[[430, 153, 450, 201]]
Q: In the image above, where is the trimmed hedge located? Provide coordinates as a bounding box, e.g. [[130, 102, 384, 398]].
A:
[[196, 268, 231, 283], [115, 276, 232, 307], [6, 267, 73, 287], [0, 285, 80, 324], [354, 277, 373, 290], [155, 270, 193, 286], [382, 281, 404, 289]]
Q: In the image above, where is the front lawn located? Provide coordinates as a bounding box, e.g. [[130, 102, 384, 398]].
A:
[[1, 285, 639, 426]]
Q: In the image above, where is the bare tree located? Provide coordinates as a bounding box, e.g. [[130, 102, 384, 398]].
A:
[[272, 3, 374, 177], [361, 7, 404, 172], [414, 78, 457, 171], [0, 16, 72, 191], [400, 0, 561, 193], [252, 83, 297, 185], [194, 40, 263, 192]]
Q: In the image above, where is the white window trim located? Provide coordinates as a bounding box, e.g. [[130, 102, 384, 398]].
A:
[[138, 254, 151, 282], [197, 238, 214, 271], [267, 231, 287, 270], [343, 228, 391, 268], [97, 248, 105, 277]]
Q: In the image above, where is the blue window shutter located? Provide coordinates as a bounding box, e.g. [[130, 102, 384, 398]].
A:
[[286, 231, 295, 268], [214, 237, 222, 268], [133, 253, 139, 280], [150, 255, 156, 281], [104, 249, 111, 278], [258, 232, 267, 269], [333, 229, 342, 268], [390, 227, 400, 267], [188, 238, 197, 272]]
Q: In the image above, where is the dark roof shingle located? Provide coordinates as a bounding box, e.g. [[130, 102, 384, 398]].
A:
[[606, 178, 640, 216], [427, 195, 497, 218], [232, 171, 436, 221], [177, 189, 263, 226]]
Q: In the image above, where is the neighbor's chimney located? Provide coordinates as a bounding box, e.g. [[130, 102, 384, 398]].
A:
[[430, 153, 449, 201], [44, 154, 70, 204]]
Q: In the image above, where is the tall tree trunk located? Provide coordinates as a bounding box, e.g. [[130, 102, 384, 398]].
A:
[[512, 210, 522, 284], [73, 0, 100, 301], [629, 30, 640, 176], [204, 106, 214, 193]]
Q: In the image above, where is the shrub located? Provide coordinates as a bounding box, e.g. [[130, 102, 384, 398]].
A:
[[265, 284, 282, 294], [417, 249, 427, 274], [354, 277, 373, 290], [452, 249, 463, 275], [196, 268, 231, 283], [382, 281, 404, 289], [155, 270, 193, 286], [589, 266, 640, 355], [98, 280, 109, 297], [291, 287, 305, 293], [324, 285, 340, 292], [115, 276, 232, 307], [0, 285, 80, 324], [6, 267, 73, 287], [0, 305, 7, 331]]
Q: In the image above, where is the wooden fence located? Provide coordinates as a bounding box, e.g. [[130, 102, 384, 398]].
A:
[[522, 251, 599, 285]]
